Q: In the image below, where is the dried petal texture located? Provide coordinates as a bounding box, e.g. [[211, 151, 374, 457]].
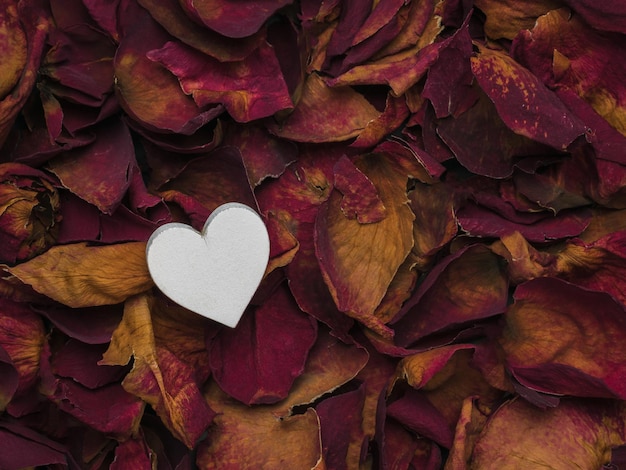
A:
[[42, 8, 115, 106], [556, 231, 626, 307], [137, 0, 264, 60], [209, 284, 318, 405], [457, 200, 591, 242], [0, 163, 60, 264], [0, 2, 27, 99], [147, 41, 292, 122], [422, 18, 476, 119], [436, 88, 554, 178], [471, 46, 585, 150], [111, 437, 155, 469], [102, 294, 215, 448], [315, 153, 414, 336], [444, 396, 489, 470], [392, 344, 502, 445], [40, 349, 145, 437], [474, 0, 562, 40], [180, 0, 292, 38], [256, 146, 353, 336], [501, 277, 626, 398], [114, 6, 220, 134], [0, 0, 48, 147], [157, 146, 256, 229], [562, 0, 626, 34], [393, 245, 508, 347], [52, 340, 126, 389], [266, 74, 380, 142], [469, 398, 626, 469], [316, 385, 367, 470], [201, 335, 351, 467], [0, 347, 18, 410], [491, 231, 558, 284], [326, 0, 446, 94], [333, 155, 386, 223], [198, 382, 322, 469], [409, 182, 457, 269], [0, 423, 68, 469], [351, 93, 410, 148], [0, 298, 45, 394], [223, 124, 296, 187], [8, 242, 153, 307], [47, 119, 134, 215], [513, 9, 626, 138]]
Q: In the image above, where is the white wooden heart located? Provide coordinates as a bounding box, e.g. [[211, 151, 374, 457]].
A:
[[146, 202, 270, 328]]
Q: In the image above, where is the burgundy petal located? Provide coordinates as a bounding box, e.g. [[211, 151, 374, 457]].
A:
[[209, 283, 318, 404]]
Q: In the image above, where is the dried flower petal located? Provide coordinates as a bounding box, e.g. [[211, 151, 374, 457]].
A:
[[315, 153, 414, 336], [9, 242, 152, 307]]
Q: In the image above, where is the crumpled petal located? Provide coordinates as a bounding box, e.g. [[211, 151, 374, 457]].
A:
[[512, 8, 626, 140]]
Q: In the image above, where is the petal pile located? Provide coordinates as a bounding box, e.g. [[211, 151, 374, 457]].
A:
[[1, 0, 626, 467]]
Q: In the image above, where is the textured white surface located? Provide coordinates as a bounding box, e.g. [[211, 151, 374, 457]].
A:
[[146, 203, 270, 328]]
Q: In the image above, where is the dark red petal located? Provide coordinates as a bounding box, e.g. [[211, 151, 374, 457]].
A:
[[209, 284, 318, 405]]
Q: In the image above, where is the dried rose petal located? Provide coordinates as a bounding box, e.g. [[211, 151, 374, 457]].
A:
[[267, 74, 380, 143], [316, 385, 367, 469], [9, 242, 152, 307], [470, 398, 626, 468], [392, 245, 508, 346], [512, 9, 626, 140], [333, 155, 386, 223], [223, 124, 296, 187], [471, 45, 586, 150], [111, 436, 154, 469], [0, 163, 61, 264], [209, 284, 318, 405], [102, 294, 215, 448], [179, 0, 292, 39], [0, 0, 49, 147], [0, 422, 68, 469], [52, 340, 126, 389], [501, 277, 626, 398], [198, 381, 322, 469], [147, 40, 292, 122], [0, 2, 27, 100], [0, 298, 45, 394], [0, 346, 18, 410], [474, 0, 561, 40], [114, 4, 221, 135], [40, 341, 144, 437], [47, 119, 135, 215], [315, 153, 414, 337]]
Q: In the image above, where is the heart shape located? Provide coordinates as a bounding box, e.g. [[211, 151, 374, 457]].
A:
[[146, 203, 270, 328]]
